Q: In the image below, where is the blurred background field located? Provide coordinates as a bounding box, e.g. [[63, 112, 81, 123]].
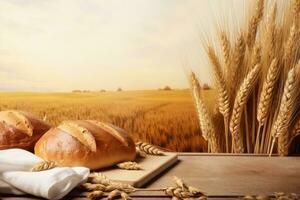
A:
[[0, 90, 216, 152]]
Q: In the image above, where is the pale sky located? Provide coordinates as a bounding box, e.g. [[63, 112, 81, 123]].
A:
[[0, 0, 248, 91]]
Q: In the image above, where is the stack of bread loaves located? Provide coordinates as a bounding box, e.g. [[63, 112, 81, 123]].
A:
[[0, 110, 136, 170]]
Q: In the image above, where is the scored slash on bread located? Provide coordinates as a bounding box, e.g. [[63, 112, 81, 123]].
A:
[[88, 120, 128, 146], [58, 121, 97, 152], [0, 110, 33, 136]]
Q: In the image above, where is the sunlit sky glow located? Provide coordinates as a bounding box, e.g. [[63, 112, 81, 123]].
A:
[[0, 0, 249, 91]]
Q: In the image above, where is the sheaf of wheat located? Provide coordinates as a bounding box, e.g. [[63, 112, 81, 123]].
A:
[[191, 0, 300, 155]]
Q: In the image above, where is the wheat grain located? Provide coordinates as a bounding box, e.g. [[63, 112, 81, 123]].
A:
[[164, 187, 191, 198], [246, 0, 264, 49], [251, 44, 261, 68], [135, 141, 164, 155], [188, 186, 203, 196], [117, 161, 142, 170], [85, 190, 104, 200], [88, 172, 111, 185], [230, 65, 261, 153], [172, 176, 188, 190], [121, 192, 132, 200], [31, 161, 57, 172], [257, 58, 279, 125], [81, 183, 106, 191], [271, 62, 300, 155], [108, 189, 121, 200], [136, 147, 147, 158]]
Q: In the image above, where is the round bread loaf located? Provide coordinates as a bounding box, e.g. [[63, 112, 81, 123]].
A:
[[0, 110, 51, 151], [34, 120, 136, 169]]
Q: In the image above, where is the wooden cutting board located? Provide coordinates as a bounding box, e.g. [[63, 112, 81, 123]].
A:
[[100, 152, 178, 187]]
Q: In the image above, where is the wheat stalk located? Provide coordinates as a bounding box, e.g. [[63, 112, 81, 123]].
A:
[[190, 72, 220, 152], [246, 0, 264, 49], [31, 161, 57, 172], [270, 62, 300, 156], [230, 64, 261, 153], [117, 161, 142, 170]]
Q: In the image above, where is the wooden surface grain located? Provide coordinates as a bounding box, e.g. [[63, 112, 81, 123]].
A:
[[1, 154, 299, 200]]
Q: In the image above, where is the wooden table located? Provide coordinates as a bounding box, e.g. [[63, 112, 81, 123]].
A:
[[2, 153, 300, 200]]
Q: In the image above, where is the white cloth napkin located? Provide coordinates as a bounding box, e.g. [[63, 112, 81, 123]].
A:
[[0, 149, 90, 199]]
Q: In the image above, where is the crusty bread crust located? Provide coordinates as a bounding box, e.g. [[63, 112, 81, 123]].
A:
[[34, 120, 136, 170], [0, 110, 51, 151]]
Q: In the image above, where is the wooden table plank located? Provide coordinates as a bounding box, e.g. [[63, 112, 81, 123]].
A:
[[1, 154, 299, 199], [146, 155, 300, 196]]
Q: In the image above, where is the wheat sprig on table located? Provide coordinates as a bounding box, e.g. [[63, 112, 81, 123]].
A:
[[83, 190, 104, 200], [117, 161, 142, 170], [135, 141, 164, 155], [31, 161, 57, 172]]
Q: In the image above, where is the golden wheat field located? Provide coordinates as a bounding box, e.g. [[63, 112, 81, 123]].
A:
[[0, 90, 216, 152]]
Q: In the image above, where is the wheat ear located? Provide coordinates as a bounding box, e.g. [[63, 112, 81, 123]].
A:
[[207, 46, 230, 152], [135, 141, 164, 155], [257, 58, 279, 125], [283, 23, 297, 65], [117, 161, 142, 170], [246, 0, 264, 49], [230, 64, 261, 153], [265, 2, 277, 62], [230, 32, 246, 97], [207, 46, 230, 118], [220, 31, 231, 80], [190, 72, 220, 152], [31, 161, 57, 172], [270, 62, 300, 156]]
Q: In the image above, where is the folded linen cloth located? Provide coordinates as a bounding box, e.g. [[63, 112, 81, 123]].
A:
[[0, 149, 89, 199]]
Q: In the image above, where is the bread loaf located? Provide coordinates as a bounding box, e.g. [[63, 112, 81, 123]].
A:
[[0, 110, 51, 151], [34, 120, 136, 169]]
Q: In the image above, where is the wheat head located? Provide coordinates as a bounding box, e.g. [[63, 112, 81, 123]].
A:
[[207, 46, 230, 118], [246, 0, 264, 49], [190, 72, 220, 152], [220, 31, 231, 79], [257, 58, 279, 125], [271, 61, 300, 155], [230, 64, 261, 153]]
